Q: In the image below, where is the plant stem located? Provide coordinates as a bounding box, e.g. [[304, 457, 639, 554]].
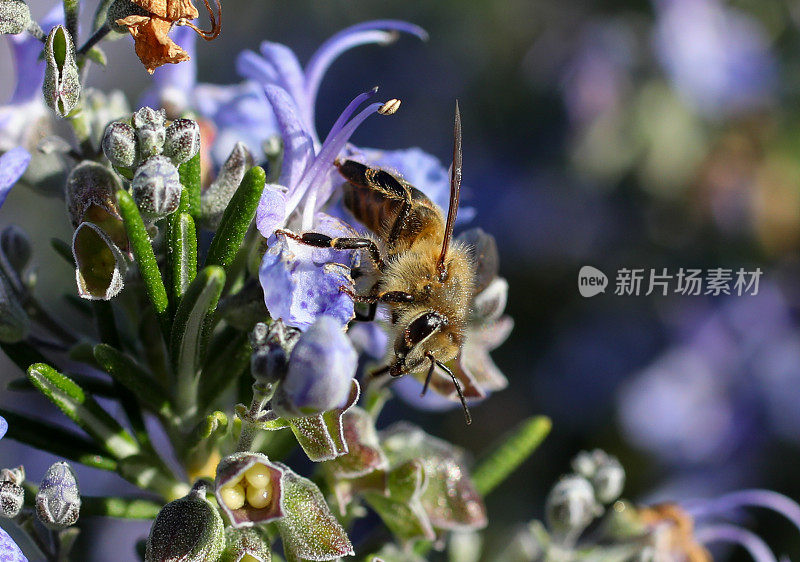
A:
[[77, 23, 111, 56]]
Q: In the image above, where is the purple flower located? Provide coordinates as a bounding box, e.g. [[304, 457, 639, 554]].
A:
[[653, 0, 777, 117], [273, 315, 358, 417], [259, 215, 358, 330], [0, 415, 7, 440]]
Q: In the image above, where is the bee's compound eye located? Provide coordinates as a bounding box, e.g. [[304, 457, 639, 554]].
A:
[[396, 312, 444, 357]]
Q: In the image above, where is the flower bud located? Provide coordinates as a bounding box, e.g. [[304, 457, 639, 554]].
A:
[[106, 0, 149, 33], [163, 118, 200, 165], [0, 277, 28, 342], [146, 481, 225, 562], [249, 320, 300, 387], [131, 156, 182, 221], [0, 0, 32, 35], [221, 527, 271, 562], [102, 121, 138, 169], [72, 222, 127, 300], [571, 449, 626, 504], [0, 466, 24, 519], [273, 315, 357, 418], [545, 475, 601, 537], [43, 25, 80, 118], [133, 107, 167, 158], [36, 462, 80, 530], [215, 453, 283, 528], [0, 225, 32, 277], [65, 161, 123, 229], [201, 142, 254, 229]]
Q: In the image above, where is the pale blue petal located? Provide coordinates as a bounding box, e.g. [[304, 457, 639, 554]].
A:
[[305, 20, 428, 124], [257, 41, 310, 130], [256, 183, 287, 238], [0, 527, 26, 562], [262, 85, 314, 190], [348, 322, 388, 360], [259, 233, 355, 331], [0, 147, 31, 207], [282, 315, 357, 413], [0, 415, 7, 440]]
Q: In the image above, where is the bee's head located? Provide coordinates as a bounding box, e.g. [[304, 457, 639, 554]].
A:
[[391, 311, 462, 375]]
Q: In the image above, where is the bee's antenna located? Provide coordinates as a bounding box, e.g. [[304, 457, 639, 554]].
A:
[[436, 101, 462, 281], [432, 356, 472, 425]]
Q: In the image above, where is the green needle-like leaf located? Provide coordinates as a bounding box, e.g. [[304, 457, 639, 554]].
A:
[[27, 362, 141, 460], [178, 152, 202, 219], [197, 327, 250, 411], [116, 190, 169, 327], [81, 496, 163, 519], [8, 373, 116, 398], [0, 408, 118, 471], [93, 343, 173, 419], [167, 212, 197, 307], [204, 166, 265, 273], [170, 266, 225, 421], [472, 416, 552, 496]]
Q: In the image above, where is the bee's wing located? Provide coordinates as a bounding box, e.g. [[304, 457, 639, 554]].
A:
[[457, 227, 499, 294]]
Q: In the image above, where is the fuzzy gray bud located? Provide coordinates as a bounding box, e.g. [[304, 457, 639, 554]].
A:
[[250, 320, 300, 387], [571, 450, 626, 504], [36, 462, 80, 530], [106, 0, 148, 33], [65, 161, 123, 228], [43, 25, 80, 118], [163, 118, 200, 165], [131, 156, 182, 221], [0, 0, 32, 35], [221, 527, 271, 562], [132, 107, 166, 158], [102, 121, 137, 169], [200, 142, 253, 228], [0, 466, 24, 519], [146, 481, 225, 562], [546, 475, 601, 537]]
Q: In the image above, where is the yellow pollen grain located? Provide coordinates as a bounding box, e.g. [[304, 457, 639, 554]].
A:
[[220, 482, 245, 510], [244, 463, 271, 488], [241, 555, 260, 562], [378, 99, 401, 115], [246, 485, 272, 509]]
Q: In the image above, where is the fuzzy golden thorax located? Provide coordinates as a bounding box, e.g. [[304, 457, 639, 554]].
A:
[[378, 239, 475, 374]]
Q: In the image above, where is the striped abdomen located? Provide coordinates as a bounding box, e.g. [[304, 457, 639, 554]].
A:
[[338, 160, 443, 251]]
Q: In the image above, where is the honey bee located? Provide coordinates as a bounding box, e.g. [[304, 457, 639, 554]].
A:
[[279, 103, 481, 423]]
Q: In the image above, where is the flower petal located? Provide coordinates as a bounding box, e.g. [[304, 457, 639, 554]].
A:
[[0, 415, 6, 440], [259, 233, 355, 331], [262, 85, 314, 190], [280, 315, 357, 414], [8, 4, 61, 104], [256, 183, 287, 238], [0, 147, 30, 207], [304, 20, 428, 127], [0, 526, 26, 562]]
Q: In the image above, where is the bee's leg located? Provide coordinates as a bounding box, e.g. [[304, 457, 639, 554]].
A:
[[277, 230, 385, 270], [427, 353, 472, 425], [339, 287, 414, 305], [421, 354, 436, 397], [386, 198, 412, 247]]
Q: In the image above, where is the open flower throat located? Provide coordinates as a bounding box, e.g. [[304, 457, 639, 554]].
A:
[[219, 463, 275, 511], [116, 0, 221, 73]]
